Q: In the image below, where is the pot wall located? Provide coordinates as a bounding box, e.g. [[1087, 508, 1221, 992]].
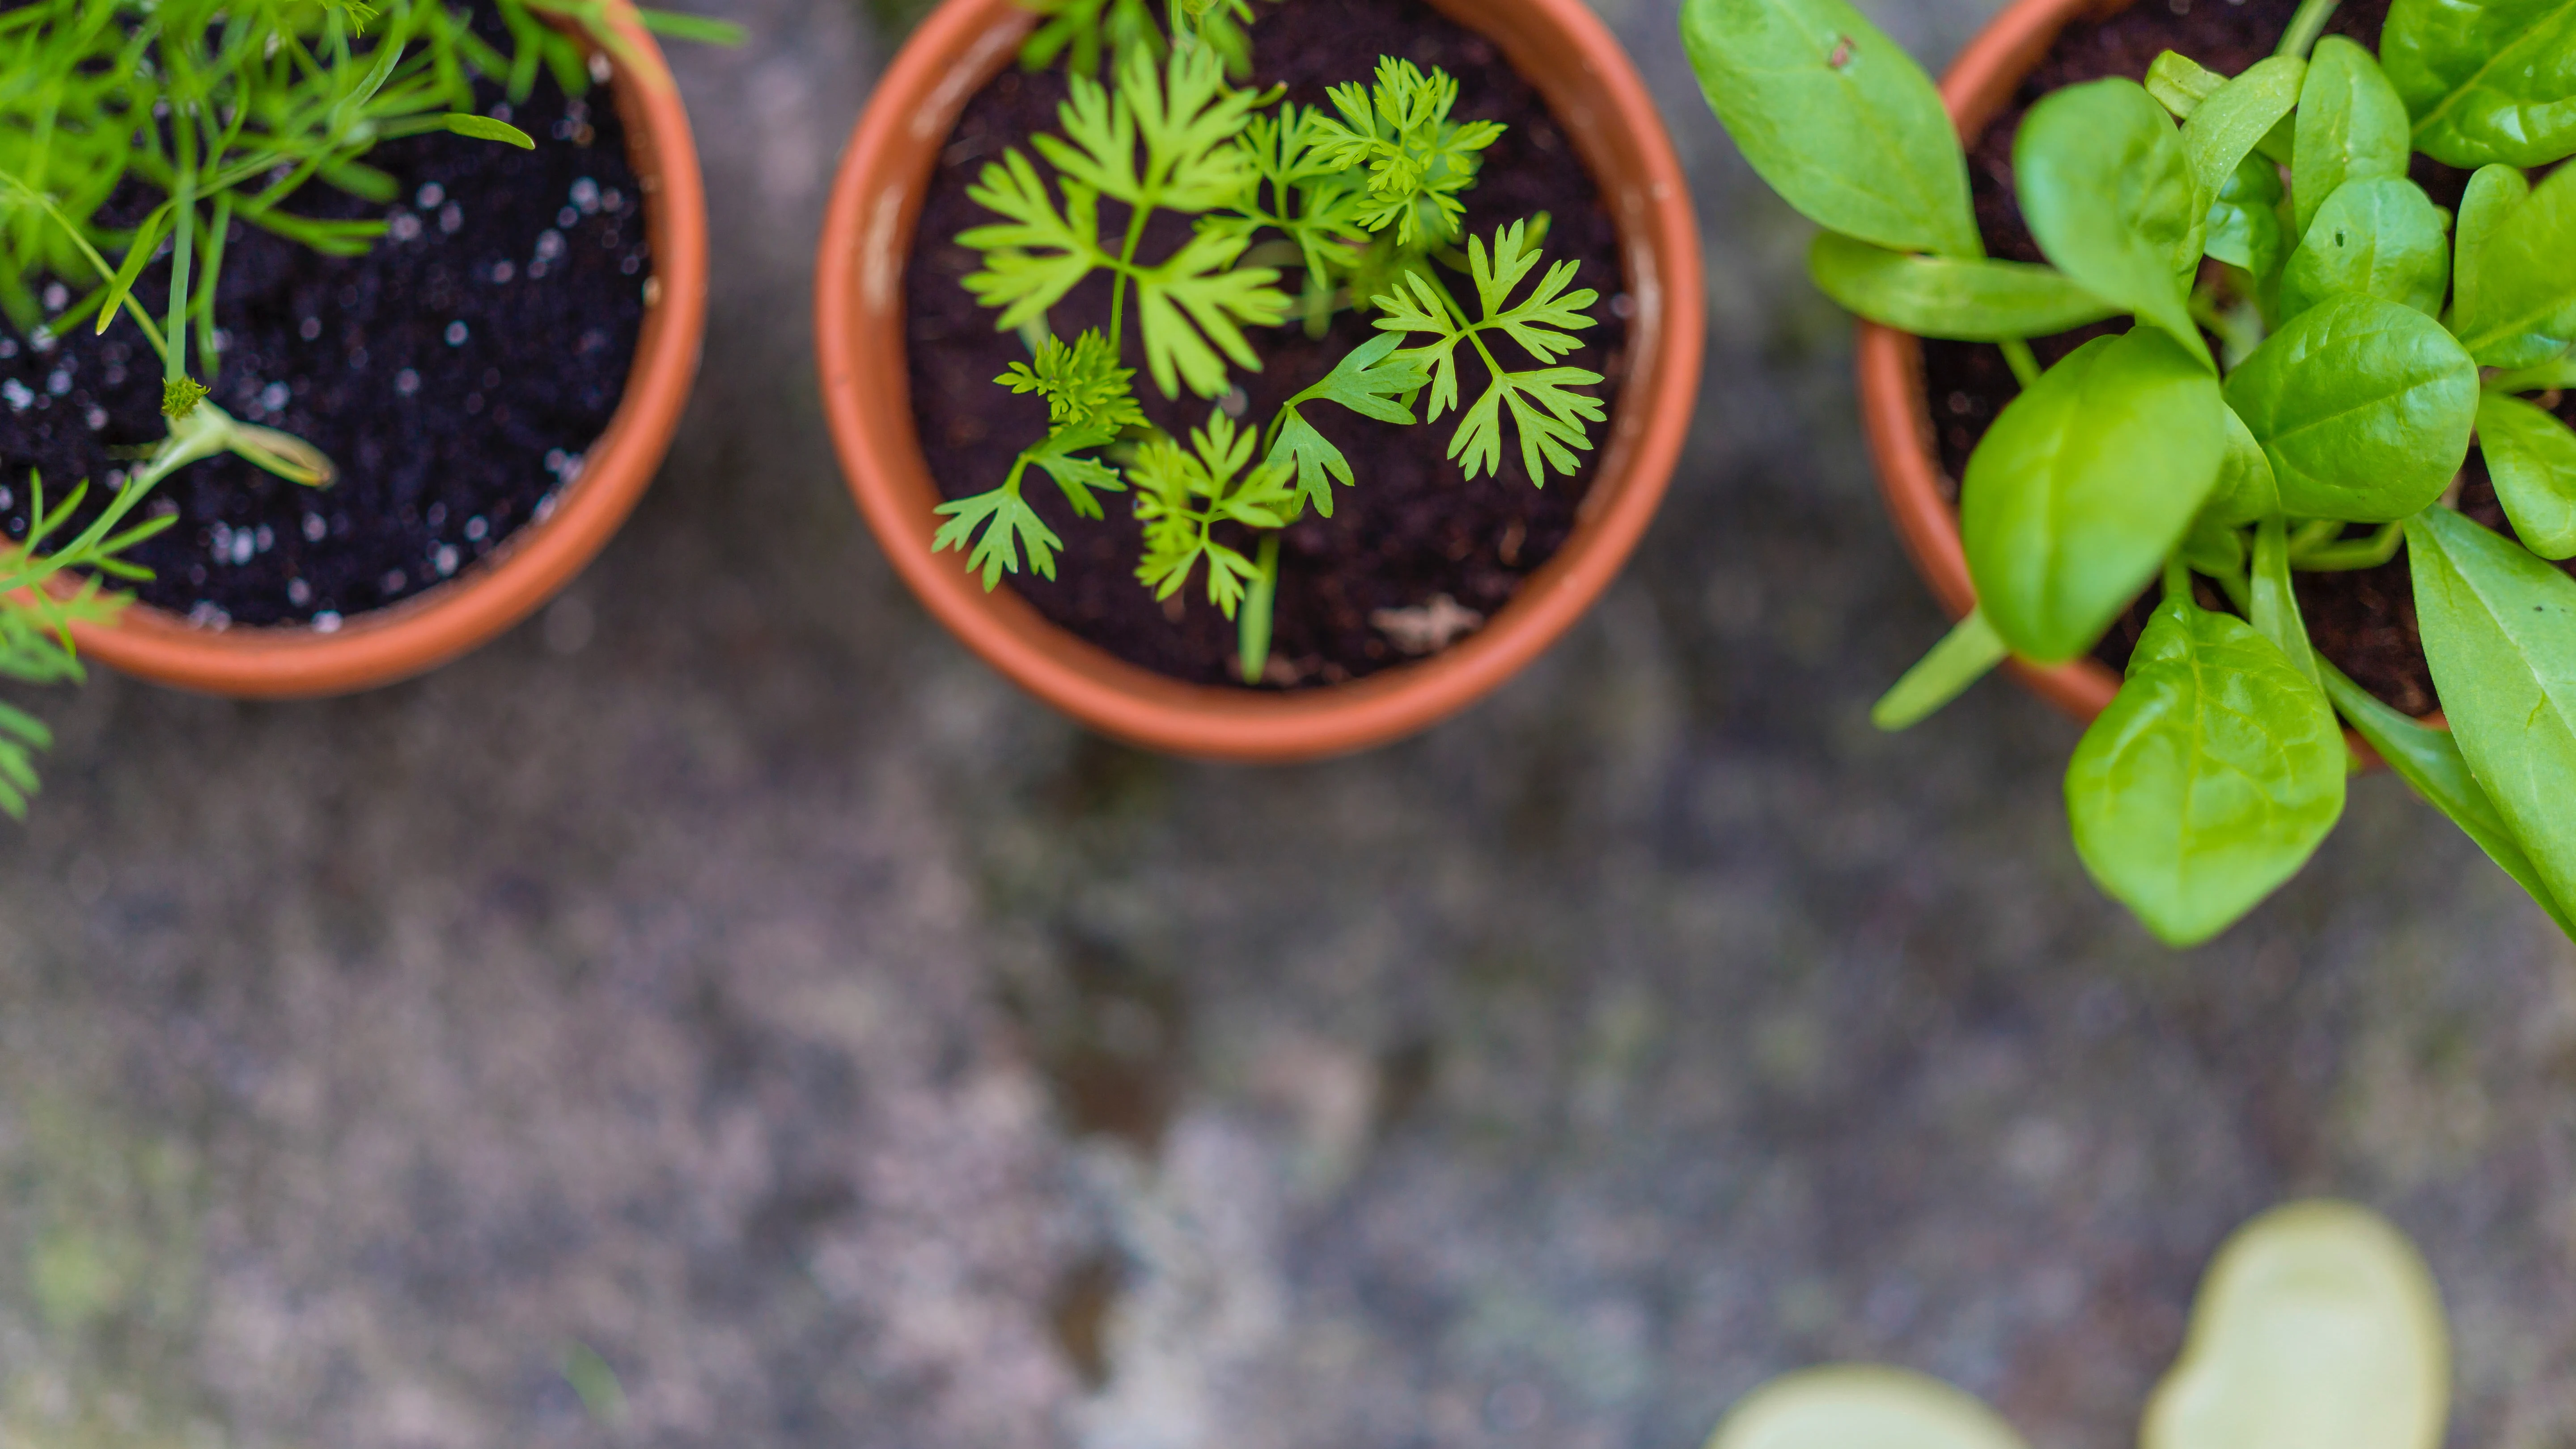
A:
[[816, 0, 1703, 763]]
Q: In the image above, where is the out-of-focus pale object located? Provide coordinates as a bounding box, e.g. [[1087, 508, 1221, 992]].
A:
[[1706, 1365, 2029, 1449]]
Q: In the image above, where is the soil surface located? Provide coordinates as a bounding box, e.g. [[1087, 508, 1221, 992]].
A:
[[1918, 0, 2576, 716], [0, 22, 649, 629], [904, 0, 1630, 688]]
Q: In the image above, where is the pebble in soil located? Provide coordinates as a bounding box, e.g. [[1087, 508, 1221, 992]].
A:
[[0, 55, 648, 630]]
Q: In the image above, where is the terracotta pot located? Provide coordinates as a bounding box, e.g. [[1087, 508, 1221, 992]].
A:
[[817, 0, 1703, 763], [1858, 0, 2438, 754], [68, 10, 708, 699]]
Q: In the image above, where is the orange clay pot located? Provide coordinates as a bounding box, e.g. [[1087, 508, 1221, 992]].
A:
[[817, 0, 1704, 763], [1859, 0, 2435, 755], [67, 8, 708, 698]]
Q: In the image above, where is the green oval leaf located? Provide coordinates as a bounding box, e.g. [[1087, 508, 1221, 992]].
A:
[[2477, 391, 2576, 557], [2222, 292, 2478, 521], [2205, 153, 2288, 276], [2407, 503, 2576, 914], [2448, 160, 2576, 367], [1963, 329, 2225, 662], [2320, 660, 2576, 937], [1708, 1366, 2028, 1449], [2293, 38, 2412, 240], [1682, 0, 1981, 257], [2183, 56, 2304, 205], [2066, 597, 2347, 947], [2206, 402, 2282, 526], [2279, 177, 2452, 320], [2383, 0, 2576, 167], [2142, 1202, 2449, 1449], [1807, 233, 2117, 339], [2017, 79, 2209, 366], [2450, 163, 2530, 328], [445, 112, 538, 149]]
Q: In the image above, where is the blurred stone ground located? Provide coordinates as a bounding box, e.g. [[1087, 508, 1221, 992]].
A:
[[3, 0, 2573, 1445]]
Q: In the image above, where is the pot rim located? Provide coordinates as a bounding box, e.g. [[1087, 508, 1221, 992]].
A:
[[1856, 0, 2445, 746], [62, 3, 708, 699], [815, 0, 1704, 763]]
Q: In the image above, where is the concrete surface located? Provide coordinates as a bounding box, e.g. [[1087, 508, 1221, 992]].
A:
[[1, 0, 2571, 1445]]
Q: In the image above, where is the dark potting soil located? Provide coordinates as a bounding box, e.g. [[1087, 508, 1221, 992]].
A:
[[1918, 0, 2576, 716], [0, 25, 648, 629], [904, 0, 1631, 689]]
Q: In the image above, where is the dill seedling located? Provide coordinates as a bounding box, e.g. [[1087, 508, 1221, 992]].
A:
[[947, 1, 1608, 682]]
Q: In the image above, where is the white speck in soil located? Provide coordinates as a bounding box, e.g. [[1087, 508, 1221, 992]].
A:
[[299, 315, 322, 340], [491, 260, 516, 284], [231, 530, 255, 565], [572, 177, 600, 212], [445, 321, 468, 346], [492, 102, 512, 122], [187, 601, 231, 628], [417, 182, 445, 208], [587, 51, 612, 84], [465, 516, 489, 542], [302, 513, 327, 542], [395, 368, 420, 396], [313, 610, 342, 633], [255, 525, 272, 551], [556, 205, 579, 229], [46, 369, 71, 396], [534, 492, 558, 522], [435, 545, 459, 577], [1610, 292, 1635, 319], [40, 282, 67, 312], [3, 380, 31, 412], [440, 202, 463, 234], [260, 381, 291, 413], [380, 569, 406, 593], [620, 255, 640, 275], [536, 229, 565, 261], [84, 406, 105, 430], [602, 187, 624, 213], [390, 211, 423, 242], [0, 485, 13, 510], [427, 503, 446, 528], [29, 326, 53, 353], [0, 337, 16, 358], [287, 578, 312, 607], [529, 260, 549, 280]]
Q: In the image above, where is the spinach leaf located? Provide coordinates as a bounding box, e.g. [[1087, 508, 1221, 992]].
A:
[[2182, 56, 2305, 206], [2292, 37, 2412, 239], [2320, 660, 2576, 937], [2207, 402, 2283, 526], [2066, 596, 2347, 947], [2405, 503, 2576, 917], [2148, 51, 2228, 119], [2476, 391, 2576, 558], [2016, 79, 2212, 367], [2382, 0, 2576, 167], [2223, 292, 2479, 520], [1872, 607, 2008, 729], [2448, 160, 2576, 367], [1681, 0, 1982, 257], [1808, 233, 2118, 339], [2205, 153, 2288, 277], [1710, 1367, 2030, 1449], [2450, 162, 2530, 330], [1962, 330, 2226, 662], [2278, 176, 2452, 320]]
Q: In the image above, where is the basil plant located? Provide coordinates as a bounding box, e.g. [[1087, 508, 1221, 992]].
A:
[[1684, 0, 2576, 946]]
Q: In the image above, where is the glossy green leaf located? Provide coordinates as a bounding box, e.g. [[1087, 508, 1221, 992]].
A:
[[2207, 402, 2283, 525], [1873, 608, 2009, 729], [2205, 153, 2288, 275], [2278, 177, 2451, 319], [2383, 0, 2576, 167], [2407, 503, 2576, 913], [2142, 1201, 2449, 1449], [2148, 50, 2229, 119], [2448, 160, 2576, 367], [2477, 391, 2576, 557], [2450, 163, 2531, 329], [1808, 233, 2117, 340], [2016, 79, 2210, 366], [2222, 293, 2479, 520], [2293, 38, 2413, 239], [1707, 1366, 2029, 1449], [1681, 0, 1981, 257], [2066, 597, 2347, 947], [443, 113, 537, 148], [1962, 330, 2226, 662], [2321, 661, 2576, 937], [2183, 57, 2305, 205]]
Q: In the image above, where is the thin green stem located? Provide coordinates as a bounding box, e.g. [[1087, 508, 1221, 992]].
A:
[[2164, 552, 2193, 604], [2291, 519, 2404, 571], [1239, 532, 1280, 684], [1109, 203, 1151, 352], [2277, 0, 2341, 58], [2000, 338, 2042, 389], [165, 142, 197, 385]]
